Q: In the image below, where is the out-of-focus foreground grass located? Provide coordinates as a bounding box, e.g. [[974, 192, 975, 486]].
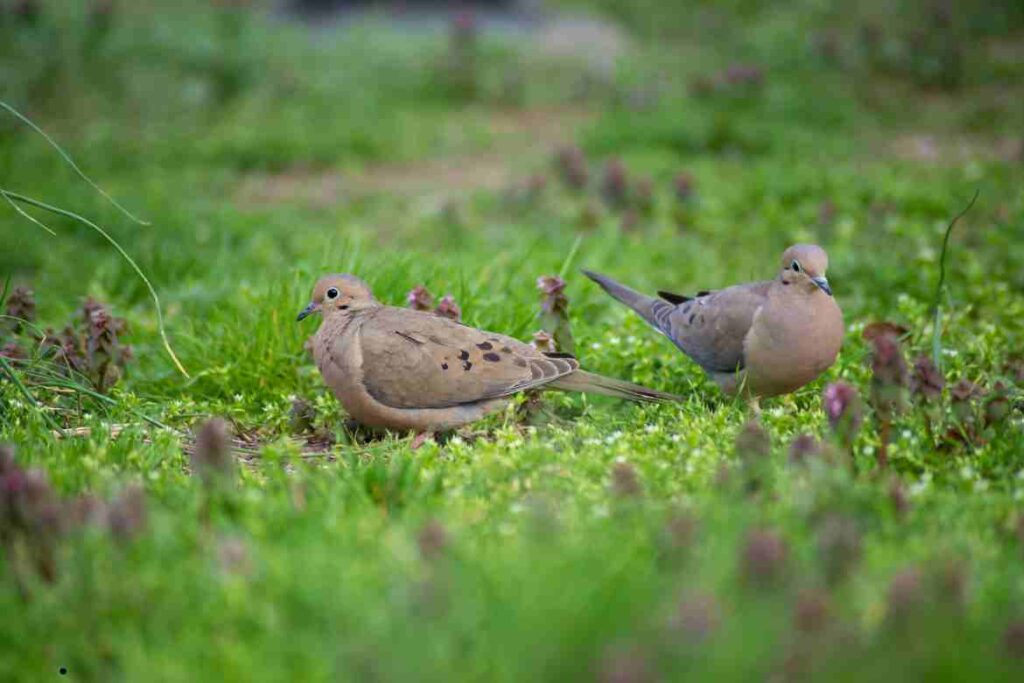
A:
[[1, 0, 1023, 679]]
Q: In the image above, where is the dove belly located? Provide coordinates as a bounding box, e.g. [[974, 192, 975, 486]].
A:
[[741, 296, 843, 397]]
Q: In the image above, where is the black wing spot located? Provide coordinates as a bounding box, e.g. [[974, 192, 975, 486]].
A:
[[462, 361, 473, 371], [682, 302, 692, 315], [688, 313, 696, 325], [458, 349, 470, 360], [441, 363, 449, 370], [395, 331, 423, 345], [476, 341, 493, 350], [483, 352, 501, 362], [658, 290, 691, 305]]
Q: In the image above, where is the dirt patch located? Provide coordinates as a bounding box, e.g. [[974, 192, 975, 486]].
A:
[[237, 106, 594, 207]]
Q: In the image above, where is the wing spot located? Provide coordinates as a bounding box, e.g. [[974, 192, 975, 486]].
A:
[[458, 349, 470, 360], [483, 352, 501, 362], [441, 363, 449, 370], [395, 331, 423, 345], [462, 361, 473, 371], [476, 341, 493, 350], [688, 313, 696, 324], [501, 346, 512, 353]]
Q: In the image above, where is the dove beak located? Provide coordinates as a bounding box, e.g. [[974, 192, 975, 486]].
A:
[[296, 302, 319, 322], [811, 276, 832, 296]]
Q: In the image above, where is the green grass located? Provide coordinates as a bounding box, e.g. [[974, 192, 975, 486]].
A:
[[2, 1, 1024, 680]]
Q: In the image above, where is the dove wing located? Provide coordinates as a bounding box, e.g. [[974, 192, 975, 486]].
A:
[[355, 307, 578, 409]]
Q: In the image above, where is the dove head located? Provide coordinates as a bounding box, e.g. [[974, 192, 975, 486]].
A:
[[297, 274, 377, 321], [778, 244, 832, 296]]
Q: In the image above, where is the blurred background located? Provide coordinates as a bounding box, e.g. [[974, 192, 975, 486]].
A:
[[1, 0, 1022, 363]]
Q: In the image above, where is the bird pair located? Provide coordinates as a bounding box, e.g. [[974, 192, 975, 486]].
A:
[[297, 245, 843, 441]]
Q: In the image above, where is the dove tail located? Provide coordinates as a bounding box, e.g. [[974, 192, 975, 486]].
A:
[[582, 269, 674, 334], [551, 370, 680, 403]]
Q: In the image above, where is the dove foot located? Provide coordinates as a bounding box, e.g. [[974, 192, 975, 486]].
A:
[[409, 432, 433, 450]]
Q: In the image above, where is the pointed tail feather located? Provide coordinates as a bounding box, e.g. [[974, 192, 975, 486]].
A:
[[551, 370, 680, 403], [582, 269, 671, 333]]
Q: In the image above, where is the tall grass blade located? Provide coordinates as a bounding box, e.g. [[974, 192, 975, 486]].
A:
[[1, 190, 189, 378], [931, 190, 978, 371], [0, 100, 150, 226]]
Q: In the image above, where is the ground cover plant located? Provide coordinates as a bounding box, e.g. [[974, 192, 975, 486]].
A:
[[1, 0, 1023, 680]]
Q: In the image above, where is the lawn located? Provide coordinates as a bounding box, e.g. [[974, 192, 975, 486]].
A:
[[2, 1, 1023, 680]]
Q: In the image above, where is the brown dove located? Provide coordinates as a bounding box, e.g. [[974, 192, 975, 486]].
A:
[[583, 244, 843, 398], [297, 274, 678, 439]]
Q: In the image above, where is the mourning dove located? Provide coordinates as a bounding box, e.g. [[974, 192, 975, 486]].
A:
[[297, 274, 678, 438], [583, 244, 843, 398]]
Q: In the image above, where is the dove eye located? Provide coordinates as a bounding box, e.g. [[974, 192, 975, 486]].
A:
[[326, 288, 339, 300], [790, 260, 802, 273]]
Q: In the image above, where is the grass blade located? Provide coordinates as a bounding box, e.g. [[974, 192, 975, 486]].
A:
[[0, 100, 149, 226], [0, 355, 62, 432], [1, 190, 189, 378], [931, 189, 979, 371]]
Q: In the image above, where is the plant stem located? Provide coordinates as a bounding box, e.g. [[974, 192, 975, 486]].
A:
[[931, 190, 978, 371]]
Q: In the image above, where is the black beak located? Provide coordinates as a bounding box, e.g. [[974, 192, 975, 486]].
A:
[[811, 276, 832, 296], [296, 302, 317, 322]]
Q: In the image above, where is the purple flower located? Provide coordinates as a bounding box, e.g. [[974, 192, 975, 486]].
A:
[[735, 420, 770, 460], [889, 479, 910, 518], [793, 588, 830, 633], [886, 567, 923, 622], [742, 528, 788, 588], [192, 418, 234, 483], [817, 199, 836, 225], [633, 177, 654, 214], [950, 378, 984, 424], [910, 355, 945, 402], [554, 146, 588, 190], [822, 382, 863, 441], [985, 381, 1011, 427], [673, 172, 695, 203], [1005, 619, 1024, 659], [787, 433, 821, 464], [406, 285, 434, 311], [817, 514, 862, 584], [107, 484, 147, 541], [600, 158, 629, 209], [598, 645, 652, 683], [4, 286, 36, 331], [610, 461, 642, 498], [417, 519, 448, 562], [868, 330, 908, 420], [724, 63, 764, 87], [289, 397, 315, 435], [434, 295, 462, 322], [671, 593, 719, 640], [537, 275, 574, 354]]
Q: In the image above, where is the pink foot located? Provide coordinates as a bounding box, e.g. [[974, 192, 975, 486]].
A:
[[410, 432, 432, 450]]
